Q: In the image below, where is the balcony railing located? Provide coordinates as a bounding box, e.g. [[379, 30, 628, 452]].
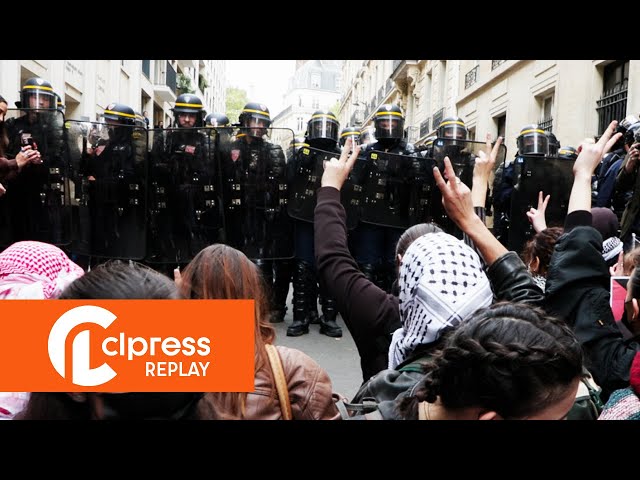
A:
[[378, 85, 385, 104], [491, 60, 506, 70], [419, 118, 431, 138], [465, 65, 479, 89], [386, 78, 393, 95], [392, 60, 403, 72], [432, 108, 444, 132], [596, 80, 628, 136], [538, 117, 553, 133]]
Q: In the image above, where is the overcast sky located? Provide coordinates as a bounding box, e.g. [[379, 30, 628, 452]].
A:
[[225, 60, 296, 117]]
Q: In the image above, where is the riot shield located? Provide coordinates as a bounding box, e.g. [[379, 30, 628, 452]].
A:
[[145, 127, 223, 265], [508, 155, 574, 253], [0, 109, 70, 248], [431, 138, 507, 236], [287, 146, 363, 230], [358, 150, 432, 229], [220, 127, 294, 260], [65, 120, 148, 260]]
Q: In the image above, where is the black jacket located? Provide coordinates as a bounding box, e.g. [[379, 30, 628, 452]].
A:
[[545, 211, 640, 399]]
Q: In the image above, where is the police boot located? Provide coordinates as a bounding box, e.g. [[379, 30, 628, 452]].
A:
[[271, 259, 293, 323], [318, 292, 342, 338], [307, 273, 320, 325], [287, 261, 312, 336]]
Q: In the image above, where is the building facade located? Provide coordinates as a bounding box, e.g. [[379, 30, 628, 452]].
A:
[[271, 60, 342, 148], [338, 60, 637, 159], [0, 60, 226, 128]]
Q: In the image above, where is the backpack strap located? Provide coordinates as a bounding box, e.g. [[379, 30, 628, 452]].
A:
[[265, 344, 292, 420], [335, 398, 379, 419]]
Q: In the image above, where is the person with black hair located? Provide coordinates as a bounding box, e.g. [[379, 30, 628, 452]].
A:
[[391, 303, 583, 420], [15, 261, 217, 420]]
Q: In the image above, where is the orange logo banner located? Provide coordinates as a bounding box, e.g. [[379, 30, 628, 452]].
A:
[[0, 300, 255, 392]]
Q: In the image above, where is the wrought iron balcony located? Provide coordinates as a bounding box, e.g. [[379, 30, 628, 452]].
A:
[[491, 60, 506, 70], [465, 65, 479, 89]]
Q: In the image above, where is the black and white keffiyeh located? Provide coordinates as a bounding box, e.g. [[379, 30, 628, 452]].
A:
[[389, 232, 493, 369], [602, 236, 623, 264]]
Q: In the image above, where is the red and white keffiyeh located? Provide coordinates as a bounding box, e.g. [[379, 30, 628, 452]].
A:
[[0, 241, 84, 299]]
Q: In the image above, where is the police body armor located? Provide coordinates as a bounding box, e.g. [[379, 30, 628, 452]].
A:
[[66, 120, 147, 259], [287, 145, 363, 230], [221, 128, 294, 260], [431, 138, 507, 236], [508, 154, 574, 253], [0, 109, 70, 247], [358, 140, 427, 229], [146, 127, 222, 265]]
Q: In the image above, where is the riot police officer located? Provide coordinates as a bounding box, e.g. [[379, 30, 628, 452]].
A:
[[359, 125, 375, 146], [224, 102, 291, 325], [287, 110, 342, 338], [83, 102, 145, 260], [148, 94, 217, 268], [339, 126, 360, 148], [205, 111, 233, 153], [558, 146, 578, 161], [492, 124, 548, 245], [352, 104, 416, 292], [4, 77, 65, 245]]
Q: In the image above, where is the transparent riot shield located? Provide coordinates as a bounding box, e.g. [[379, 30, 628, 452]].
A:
[[508, 155, 574, 253], [220, 127, 294, 260], [359, 150, 431, 229], [431, 138, 507, 236], [145, 126, 223, 266], [287, 146, 363, 230], [65, 120, 148, 260], [0, 109, 70, 248]]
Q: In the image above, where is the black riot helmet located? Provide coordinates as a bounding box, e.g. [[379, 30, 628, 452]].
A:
[[516, 124, 548, 155], [103, 102, 136, 126], [624, 121, 640, 147], [172, 93, 205, 127], [437, 116, 468, 146], [373, 104, 404, 140], [239, 102, 271, 138], [205, 112, 230, 127], [339, 126, 360, 147], [20, 77, 56, 110], [134, 111, 147, 129], [289, 136, 309, 157], [545, 132, 560, 156], [306, 110, 340, 149], [359, 125, 376, 145], [558, 146, 578, 161], [55, 92, 65, 113], [421, 135, 437, 158]]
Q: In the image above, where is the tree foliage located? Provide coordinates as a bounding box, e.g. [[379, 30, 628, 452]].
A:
[[226, 87, 249, 124]]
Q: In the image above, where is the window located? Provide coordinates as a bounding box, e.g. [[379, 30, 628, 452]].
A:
[[297, 117, 304, 132], [312, 97, 319, 109], [538, 94, 554, 132], [495, 114, 506, 140], [597, 60, 629, 135], [467, 126, 476, 141], [311, 73, 321, 88]]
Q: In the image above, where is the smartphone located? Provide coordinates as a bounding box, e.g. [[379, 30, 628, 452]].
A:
[[21, 133, 37, 150]]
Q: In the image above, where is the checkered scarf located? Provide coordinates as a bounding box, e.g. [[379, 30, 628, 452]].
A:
[[389, 232, 493, 369], [0, 241, 84, 299]]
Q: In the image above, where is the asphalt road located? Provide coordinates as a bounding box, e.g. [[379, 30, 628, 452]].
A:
[[272, 289, 363, 400]]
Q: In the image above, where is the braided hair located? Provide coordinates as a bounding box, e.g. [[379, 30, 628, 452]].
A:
[[397, 302, 584, 419]]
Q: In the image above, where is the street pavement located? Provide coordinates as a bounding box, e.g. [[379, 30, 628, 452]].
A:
[[272, 289, 363, 400]]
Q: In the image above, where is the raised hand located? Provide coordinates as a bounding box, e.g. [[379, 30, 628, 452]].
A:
[[321, 137, 361, 191], [526, 191, 550, 233]]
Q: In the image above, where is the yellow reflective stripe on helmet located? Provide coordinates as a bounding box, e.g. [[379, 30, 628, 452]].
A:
[[242, 108, 270, 118], [558, 149, 573, 155], [520, 128, 545, 135], [104, 109, 136, 119], [439, 120, 465, 127], [375, 111, 403, 117], [341, 131, 359, 137], [175, 102, 203, 108], [23, 85, 54, 91], [311, 113, 338, 121], [293, 142, 309, 147]]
